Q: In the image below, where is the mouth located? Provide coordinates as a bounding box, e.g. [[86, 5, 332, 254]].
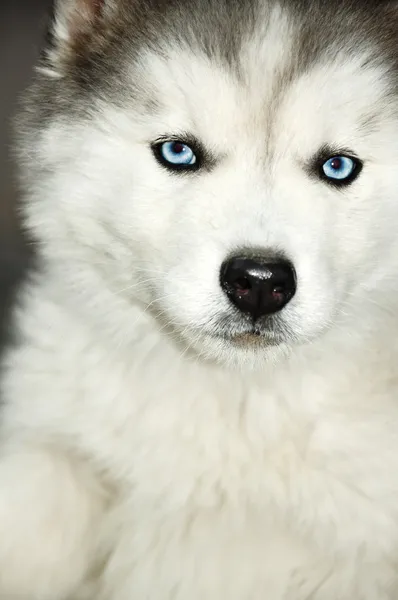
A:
[[149, 301, 290, 355], [208, 318, 288, 348]]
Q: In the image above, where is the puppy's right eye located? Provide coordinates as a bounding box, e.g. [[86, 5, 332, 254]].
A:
[[152, 139, 201, 172]]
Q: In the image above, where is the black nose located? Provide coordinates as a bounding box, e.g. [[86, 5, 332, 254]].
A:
[[220, 256, 296, 319]]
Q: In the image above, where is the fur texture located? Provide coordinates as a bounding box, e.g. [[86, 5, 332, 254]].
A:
[[2, 0, 398, 597]]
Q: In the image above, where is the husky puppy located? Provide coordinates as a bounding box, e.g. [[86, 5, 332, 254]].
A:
[[1, 0, 398, 598]]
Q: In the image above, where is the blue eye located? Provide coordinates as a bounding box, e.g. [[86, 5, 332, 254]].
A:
[[154, 140, 197, 170], [321, 155, 359, 183]]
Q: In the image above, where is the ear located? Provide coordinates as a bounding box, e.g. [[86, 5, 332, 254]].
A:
[[39, 0, 116, 77]]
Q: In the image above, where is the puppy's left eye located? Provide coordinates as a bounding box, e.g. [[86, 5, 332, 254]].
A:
[[152, 140, 198, 171], [321, 155, 361, 185]]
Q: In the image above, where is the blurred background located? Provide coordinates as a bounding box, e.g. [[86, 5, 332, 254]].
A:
[[0, 0, 51, 334]]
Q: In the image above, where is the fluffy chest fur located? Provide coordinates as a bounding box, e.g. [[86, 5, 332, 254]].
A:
[[2, 294, 398, 599]]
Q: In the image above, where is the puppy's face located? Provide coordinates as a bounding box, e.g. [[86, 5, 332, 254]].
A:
[[21, 0, 398, 368]]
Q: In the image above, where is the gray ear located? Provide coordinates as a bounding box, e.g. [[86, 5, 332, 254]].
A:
[[40, 0, 116, 77]]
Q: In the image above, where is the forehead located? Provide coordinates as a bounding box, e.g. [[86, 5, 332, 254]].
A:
[[131, 3, 391, 157]]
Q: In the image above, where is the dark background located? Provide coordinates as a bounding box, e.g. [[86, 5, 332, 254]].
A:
[[0, 0, 51, 330]]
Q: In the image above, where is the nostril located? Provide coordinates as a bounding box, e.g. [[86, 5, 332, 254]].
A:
[[272, 284, 286, 294], [233, 277, 252, 294], [272, 286, 290, 308], [272, 280, 291, 297]]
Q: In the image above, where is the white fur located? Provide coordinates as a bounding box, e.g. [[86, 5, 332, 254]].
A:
[[2, 5, 398, 599]]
